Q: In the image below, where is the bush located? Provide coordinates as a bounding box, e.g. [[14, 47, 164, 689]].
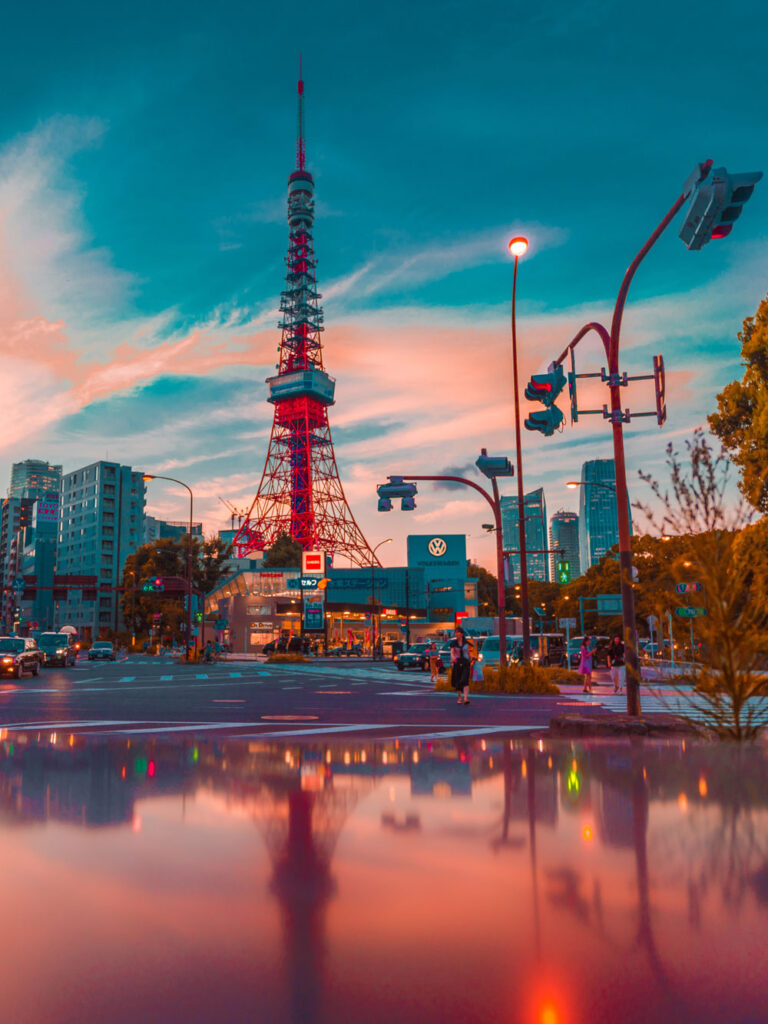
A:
[[265, 653, 308, 664], [436, 663, 561, 695]]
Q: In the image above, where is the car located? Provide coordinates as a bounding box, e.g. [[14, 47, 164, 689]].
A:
[[38, 632, 77, 668], [326, 643, 363, 657], [88, 641, 116, 661], [394, 642, 432, 671], [568, 636, 611, 669], [0, 636, 41, 679]]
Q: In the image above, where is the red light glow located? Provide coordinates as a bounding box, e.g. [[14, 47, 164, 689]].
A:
[[147, 760, 156, 778]]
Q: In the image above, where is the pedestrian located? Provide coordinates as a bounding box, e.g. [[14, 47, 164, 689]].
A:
[[450, 627, 474, 705], [203, 640, 213, 663], [578, 636, 594, 693], [608, 634, 625, 693], [428, 641, 440, 684]]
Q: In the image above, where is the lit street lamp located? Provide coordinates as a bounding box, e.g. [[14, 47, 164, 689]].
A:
[[508, 235, 532, 661], [143, 474, 195, 660], [370, 538, 392, 660]]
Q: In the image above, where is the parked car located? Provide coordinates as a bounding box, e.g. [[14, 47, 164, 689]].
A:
[[394, 642, 432, 671], [38, 631, 77, 668], [327, 643, 363, 657], [0, 636, 41, 679], [88, 641, 116, 661]]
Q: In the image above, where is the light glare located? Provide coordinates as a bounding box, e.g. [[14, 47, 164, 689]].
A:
[[508, 236, 529, 256]]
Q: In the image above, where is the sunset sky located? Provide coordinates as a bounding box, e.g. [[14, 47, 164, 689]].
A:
[[1, 0, 766, 568]]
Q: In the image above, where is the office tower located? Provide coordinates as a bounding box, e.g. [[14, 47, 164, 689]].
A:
[[578, 458, 632, 569], [500, 488, 549, 583], [143, 515, 203, 544], [550, 511, 581, 580], [57, 462, 145, 636], [0, 496, 36, 630], [9, 460, 62, 500]]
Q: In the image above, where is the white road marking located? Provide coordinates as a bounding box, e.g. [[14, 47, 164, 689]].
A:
[[195, 673, 208, 679], [119, 676, 135, 682], [161, 675, 173, 681]]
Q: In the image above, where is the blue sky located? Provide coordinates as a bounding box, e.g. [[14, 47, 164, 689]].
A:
[[1, 0, 766, 567]]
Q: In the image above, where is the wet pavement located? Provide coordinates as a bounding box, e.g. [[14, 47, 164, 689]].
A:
[[1, 730, 766, 1023]]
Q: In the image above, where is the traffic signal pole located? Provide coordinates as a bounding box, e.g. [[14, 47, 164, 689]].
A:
[[510, 251, 532, 663], [389, 473, 509, 665]]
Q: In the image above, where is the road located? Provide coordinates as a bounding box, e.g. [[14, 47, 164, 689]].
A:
[[0, 655, 701, 741]]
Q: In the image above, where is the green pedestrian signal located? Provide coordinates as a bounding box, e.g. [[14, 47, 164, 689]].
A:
[[556, 561, 571, 584]]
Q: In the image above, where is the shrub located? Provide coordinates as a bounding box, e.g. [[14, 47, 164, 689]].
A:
[[265, 653, 308, 664], [436, 663, 560, 695]]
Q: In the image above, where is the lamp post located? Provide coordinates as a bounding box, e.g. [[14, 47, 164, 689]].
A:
[[124, 569, 137, 648], [370, 538, 392, 660], [143, 474, 195, 661], [508, 235, 532, 661]]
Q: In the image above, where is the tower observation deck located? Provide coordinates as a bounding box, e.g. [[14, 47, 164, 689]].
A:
[[232, 73, 376, 568]]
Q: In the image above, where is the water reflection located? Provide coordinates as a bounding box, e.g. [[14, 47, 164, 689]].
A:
[[0, 730, 767, 1023]]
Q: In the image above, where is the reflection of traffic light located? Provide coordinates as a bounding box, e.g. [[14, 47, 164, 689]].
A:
[[563, 760, 582, 807]]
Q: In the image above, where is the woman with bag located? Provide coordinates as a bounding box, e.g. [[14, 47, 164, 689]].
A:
[[578, 636, 594, 693], [450, 627, 474, 705]]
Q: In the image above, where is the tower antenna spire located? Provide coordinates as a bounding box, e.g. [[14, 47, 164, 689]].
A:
[[297, 55, 305, 171]]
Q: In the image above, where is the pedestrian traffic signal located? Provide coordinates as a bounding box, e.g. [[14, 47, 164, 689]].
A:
[[556, 561, 571, 584], [679, 165, 763, 250], [524, 406, 565, 436], [377, 477, 418, 511], [194, 611, 204, 622], [475, 450, 514, 479], [524, 364, 566, 406]]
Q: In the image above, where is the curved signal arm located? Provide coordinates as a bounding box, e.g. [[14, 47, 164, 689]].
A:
[[395, 473, 509, 666]]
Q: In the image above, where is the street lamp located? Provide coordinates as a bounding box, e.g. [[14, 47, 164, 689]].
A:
[[371, 538, 392, 660], [508, 234, 532, 661], [143, 474, 195, 660], [566, 480, 616, 492]]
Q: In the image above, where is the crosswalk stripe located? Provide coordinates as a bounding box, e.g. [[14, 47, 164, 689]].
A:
[[119, 676, 135, 682]]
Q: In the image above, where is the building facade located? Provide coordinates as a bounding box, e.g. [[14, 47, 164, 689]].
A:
[[578, 459, 632, 569], [144, 515, 203, 544], [501, 489, 550, 583], [57, 462, 146, 637], [550, 511, 581, 581], [9, 460, 62, 500]]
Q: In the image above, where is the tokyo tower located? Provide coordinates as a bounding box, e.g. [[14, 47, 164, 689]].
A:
[[232, 72, 376, 568]]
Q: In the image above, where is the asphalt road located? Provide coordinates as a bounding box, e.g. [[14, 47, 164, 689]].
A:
[[0, 654, 637, 741]]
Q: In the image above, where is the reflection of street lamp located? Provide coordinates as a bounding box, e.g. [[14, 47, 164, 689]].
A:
[[371, 539, 392, 660], [508, 236, 532, 661], [143, 474, 194, 660]]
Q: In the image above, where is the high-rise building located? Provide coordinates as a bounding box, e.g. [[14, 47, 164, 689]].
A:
[[578, 459, 632, 569], [57, 462, 146, 637], [0, 496, 36, 630], [501, 488, 549, 583], [9, 460, 62, 500], [550, 511, 581, 580], [143, 515, 203, 544], [18, 493, 60, 630]]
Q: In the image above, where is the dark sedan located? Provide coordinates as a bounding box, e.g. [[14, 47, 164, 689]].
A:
[[38, 632, 77, 667], [0, 637, 41, 679], [88, 641, 116, 661]]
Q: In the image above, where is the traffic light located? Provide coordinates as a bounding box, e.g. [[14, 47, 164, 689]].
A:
[[377, 477, 418, 511], [194, 611, 204, 623], [524, 407, 565, 436], [141, 577, 165, 593], [556, 561, 571, 584], [679, 165, 763, 250], [475, 450, 514, 479], [524, 364, 566, 406]]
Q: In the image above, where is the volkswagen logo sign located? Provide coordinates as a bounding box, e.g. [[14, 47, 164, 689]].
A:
[[428, 537, 447, 557]]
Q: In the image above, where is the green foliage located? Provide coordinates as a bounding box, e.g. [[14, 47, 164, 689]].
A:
[[467, 562, 498, 614], [709, 292, 768, 513], [120, 535, 231, 641], [637, 432, 768, 740], [263, 533, 303, 568], [436, 663, 560, 694]]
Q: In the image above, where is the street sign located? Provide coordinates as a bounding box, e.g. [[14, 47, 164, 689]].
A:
[[215, 619, 229, 630], [302, 551, 325, 575], [596, 594, 622, 615], [303, 600, 325, 631], [675, 582, 702, 594], [558, 617, 577, 629], [676, 606, 706, 618], [300, 577, 319, 589], [556, 561, 571, 584], [12, 576, 25, 593]]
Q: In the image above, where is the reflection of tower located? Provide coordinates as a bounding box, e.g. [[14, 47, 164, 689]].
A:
[[233, 73, 375, 568], [254, 758, 373, 1024]]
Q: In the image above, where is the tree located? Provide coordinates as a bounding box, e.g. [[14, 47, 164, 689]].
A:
[[637, 431, 768, 740], [263, 533, 303, 568], [120, 535, 231, 641], [709, 292, 768, 513], [467, 563, 498, 615]]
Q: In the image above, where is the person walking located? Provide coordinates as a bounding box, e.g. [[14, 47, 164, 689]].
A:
[[427, 641, 440, 684], [578, 636, 594, 693], [450, 627, 474, 705], [608, 634, 625, 693]]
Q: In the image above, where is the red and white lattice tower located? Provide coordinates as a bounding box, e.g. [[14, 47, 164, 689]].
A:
[[232, 73, 376, 567]]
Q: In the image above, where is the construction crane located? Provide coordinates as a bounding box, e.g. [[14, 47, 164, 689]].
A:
[[218, 497, 249, 530]]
